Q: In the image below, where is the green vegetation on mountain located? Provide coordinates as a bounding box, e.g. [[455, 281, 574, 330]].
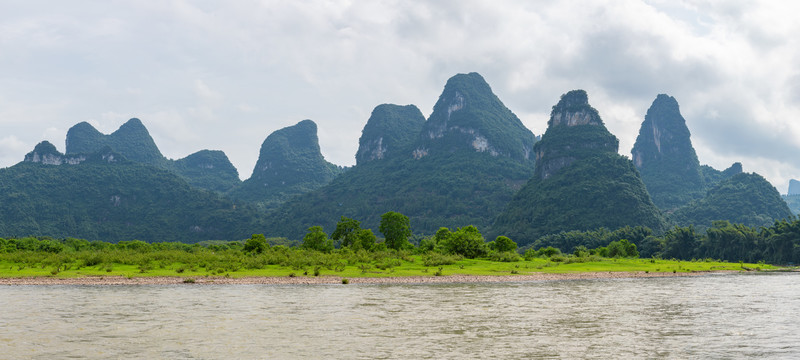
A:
[[671, 172, 793, 229], [65, 119, 241, 193], [173, 150, 241, 193], [66, 118, 166, 166], [699, 162, 742, 189], [266, 73, 536, 239], [631, 94, 704, 210], [356, 104, 426, 164], [0, 145, 264, 242], [415, 72, 536, 163], [491, 90, 666, 247], [229, 120, 344, 211]]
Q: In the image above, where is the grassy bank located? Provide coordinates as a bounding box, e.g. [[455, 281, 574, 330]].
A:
[[0, 254, 773, 280]]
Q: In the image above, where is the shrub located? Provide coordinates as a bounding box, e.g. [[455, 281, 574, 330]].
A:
[[244, 234, 268, 254], [489, 251, 522, 262]]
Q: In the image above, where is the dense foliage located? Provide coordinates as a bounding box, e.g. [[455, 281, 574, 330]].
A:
[[631, 94, 705, 210], [267, 150, 534, 239], [671, 173, 792, 230], [265, 73, 537, 239], [0, 159, 266, 243], [520, 217, 800, 265], [65, 119, 242, 193], [172, 150, 241, 193], [492, 152, 667, 247], [229, 120, 344, 211], [418, 72, 536, 163], [356, 104, 426, 164]]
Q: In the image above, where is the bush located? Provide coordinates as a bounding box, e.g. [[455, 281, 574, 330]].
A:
[[437, 225, 487, 259], [489, 251, 521, 262], [244, 234, 268, 254], [489, 236, 517, 253]]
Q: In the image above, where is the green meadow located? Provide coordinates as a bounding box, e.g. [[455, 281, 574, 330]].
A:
[[0, 250, 772, 280]]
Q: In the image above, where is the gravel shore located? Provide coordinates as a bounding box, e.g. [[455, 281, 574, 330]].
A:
[[0, 270, 736, 286]]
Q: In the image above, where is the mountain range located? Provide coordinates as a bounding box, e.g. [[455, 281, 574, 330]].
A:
[[0, 72, 793, 243]]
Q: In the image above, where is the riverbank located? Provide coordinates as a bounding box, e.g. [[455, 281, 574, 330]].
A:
[[0, 270, 750, 285]]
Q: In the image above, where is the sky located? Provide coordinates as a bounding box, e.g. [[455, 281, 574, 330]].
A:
[[1, 0, 799, 192]]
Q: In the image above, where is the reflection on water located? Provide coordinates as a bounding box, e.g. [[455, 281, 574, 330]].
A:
[[1, 273, 798, 359]]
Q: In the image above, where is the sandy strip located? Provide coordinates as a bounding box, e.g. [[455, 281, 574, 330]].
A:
[[0, 271, 740, 286]]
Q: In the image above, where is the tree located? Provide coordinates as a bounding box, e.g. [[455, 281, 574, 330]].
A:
[[489, 236, 517, 253], [244, 233, 268, 254], [606, 239, 638, 258], [331, 216, 362, 248], [439, 225, 487, 258], [301, 226, 333, 252], [353, 229, 377, 251], [379, 211, 411, 250]]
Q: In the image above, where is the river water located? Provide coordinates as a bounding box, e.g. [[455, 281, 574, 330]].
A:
[[1, 273, 798, 359]]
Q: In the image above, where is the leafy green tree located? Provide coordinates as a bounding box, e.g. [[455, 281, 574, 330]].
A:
[[489, 236, 517, 253], [244, 233, 268, 254], [606, 239, 638, 258], [379, 211, 411, 250], [352, 229, 377, 251], [439, 225, 487, 258], [331, 216, 362, 248], [301, 226, 334, 252]]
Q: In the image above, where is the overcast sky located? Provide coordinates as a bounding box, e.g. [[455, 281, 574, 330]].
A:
[[1, 0, 799, 192]]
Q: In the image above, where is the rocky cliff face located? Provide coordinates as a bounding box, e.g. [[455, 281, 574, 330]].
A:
[[533, 90, 618, 180], [356, 104, 426, 165], [24, 141, 119, 165], [631, 94, 704, 209], [413, 72, 536, 163]]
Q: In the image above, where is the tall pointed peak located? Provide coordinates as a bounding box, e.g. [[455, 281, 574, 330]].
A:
[[534, 90, 618, 180], [416, 72, 536, 162], [631, 94, 702, 209], [548, 89, 603, 127], [356, 104, 425, 165]]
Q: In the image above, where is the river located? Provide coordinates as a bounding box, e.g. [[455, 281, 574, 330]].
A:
[[1, 272, 798, 359]]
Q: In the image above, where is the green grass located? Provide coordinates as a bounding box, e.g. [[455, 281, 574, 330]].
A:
[[0, 255, 774, 280]]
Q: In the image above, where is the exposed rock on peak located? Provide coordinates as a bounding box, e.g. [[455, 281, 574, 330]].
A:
[[414, 72, 536, 163], [631, 94, 703, 210], [24, 142, 122, 165], [534, 90, 618, 180], [548, 90, 604, 127], [356, 104, 425, 165]]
